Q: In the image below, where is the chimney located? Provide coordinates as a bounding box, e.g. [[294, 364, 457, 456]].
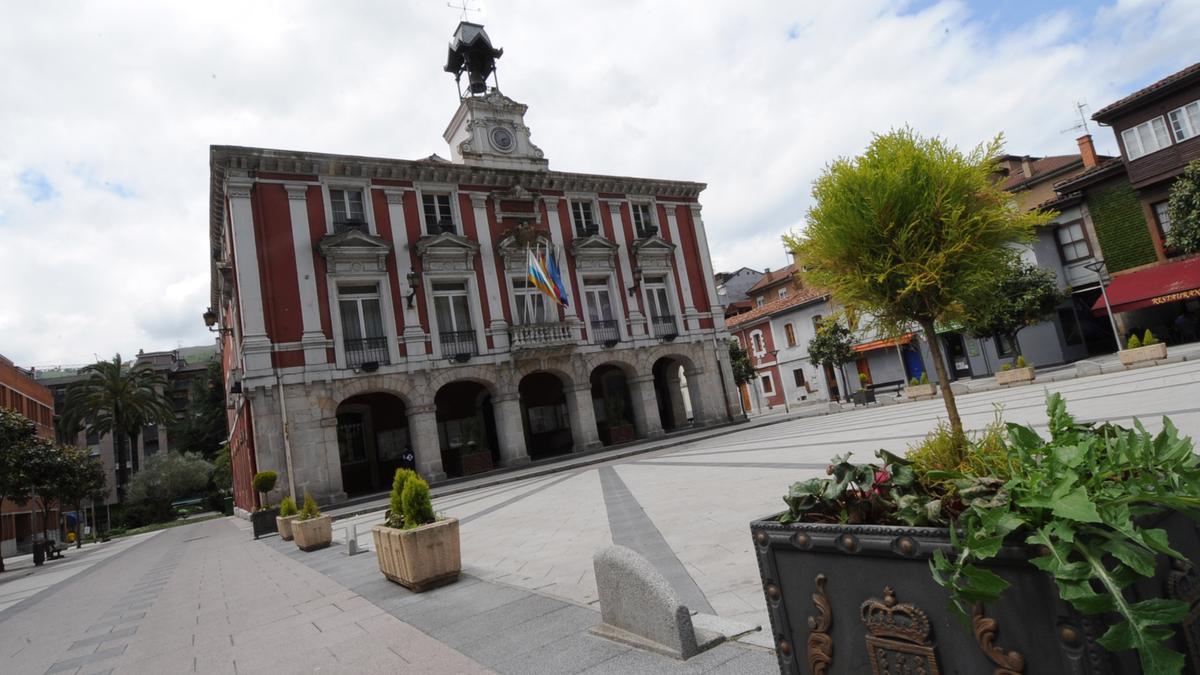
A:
[[1021, 156, 1033, 179], [1077, 134, 1098, 168]]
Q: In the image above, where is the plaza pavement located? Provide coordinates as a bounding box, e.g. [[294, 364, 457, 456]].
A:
[[327, 358, 1200, 650]]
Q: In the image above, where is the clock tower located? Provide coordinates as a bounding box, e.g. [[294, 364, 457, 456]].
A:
[[442, 22, 548, 171]]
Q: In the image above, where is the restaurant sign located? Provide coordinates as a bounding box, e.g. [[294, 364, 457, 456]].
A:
[[1151, 288, 1200, 305]]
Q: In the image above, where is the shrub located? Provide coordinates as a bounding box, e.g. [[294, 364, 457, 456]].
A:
[[1143, 329, 1159, 346], [387, 468, 417, 528], [1000, 363, 1012, 371], [919, 371, 928, 385], [296, 492, 320, 521], [858, 372, 869, 385], [252, 471, 277, 495], [1127, 333, 1142, 349], [1015, 355, 1028, 369], [908, 377, 919, 387], [907, 418, 1009, 493], [278, 495, 298, 518], [125, 452, 213, 524], [401, 477, 436, 529]]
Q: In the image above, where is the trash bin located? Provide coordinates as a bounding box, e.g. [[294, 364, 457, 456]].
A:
[[223, 496, 234, 516]]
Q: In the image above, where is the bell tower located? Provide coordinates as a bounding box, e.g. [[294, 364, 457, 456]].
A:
[[442, 22, 548, 171]]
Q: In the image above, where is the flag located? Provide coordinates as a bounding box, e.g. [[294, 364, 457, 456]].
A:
[[545, 246, 570, 308], [526, 247, 558, 303]]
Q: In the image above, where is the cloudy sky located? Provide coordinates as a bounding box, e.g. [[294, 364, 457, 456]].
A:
[[2, 0, 1197, 367]]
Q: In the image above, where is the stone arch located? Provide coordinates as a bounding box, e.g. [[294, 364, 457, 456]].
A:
[[433, 379, 502, 478], [334, 391, 411, 496], [651, 353, 703, 432], [517, 370, 574, 459]]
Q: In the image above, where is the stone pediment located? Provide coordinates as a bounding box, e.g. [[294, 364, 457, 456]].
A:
[[318, 229, 392, 274], [571, 235, 619, 271], [632, 235, 675, 270], [415, 232, 480, 273]]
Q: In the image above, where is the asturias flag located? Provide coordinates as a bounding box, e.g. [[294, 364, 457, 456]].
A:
[[545, 248, 569, 308]]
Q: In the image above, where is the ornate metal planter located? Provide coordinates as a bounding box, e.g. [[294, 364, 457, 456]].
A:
[[251, 507, 279, 539], [750, 512, 1200, 674]]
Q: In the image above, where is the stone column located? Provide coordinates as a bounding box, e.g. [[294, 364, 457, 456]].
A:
[[629, 375, 664, 439], [492, 394, 530, 467], [566, 384, 601, 451], [408, 405, 445, 481], [665, 371, 690, 427]]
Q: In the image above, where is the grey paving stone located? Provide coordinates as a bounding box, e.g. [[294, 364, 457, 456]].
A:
[[68, 626, 137, 651], [401, 581, 530, 631], [490, 630, 630, 674], [45, 645, 127, 674], [431, 592, 568, 647], [459, 604, 599, 665]]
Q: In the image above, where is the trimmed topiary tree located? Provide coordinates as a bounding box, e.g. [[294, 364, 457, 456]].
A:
[[401, 477, 436, 530], [252, 471, 277, 509], [387, 468, 417, 528]]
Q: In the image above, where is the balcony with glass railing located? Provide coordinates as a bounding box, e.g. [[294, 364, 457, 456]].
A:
[[344, 336, 390, 367]]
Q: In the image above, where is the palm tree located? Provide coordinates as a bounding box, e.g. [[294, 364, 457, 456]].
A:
[[59, 355, 175, 502]]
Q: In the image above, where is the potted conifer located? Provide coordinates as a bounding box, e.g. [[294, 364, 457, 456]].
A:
[[1120, 330, 1169, 367], [276, 495, 298, 541], [250, 471, 279, 539], [291, 492, 332, 551], [996, 355, 1035, 385], [372, 468, 460, 592], [905, 371, 936, 400]]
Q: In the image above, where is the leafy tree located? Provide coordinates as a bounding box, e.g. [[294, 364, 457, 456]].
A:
[[22, 438, 72, 563], [59, 355, 175, 501], [790, 128, 1051, 447], [1166, 159, 1200, 254], [962, 254, 1063, 366], [125, 452, 213, 524], [56, 447, 108, 548], [727, 339, 756, 386], [806, 316, 855, 398], [168, 361, 228, 459], [212, 444, 232, 494], [0, 409, 38, 572]]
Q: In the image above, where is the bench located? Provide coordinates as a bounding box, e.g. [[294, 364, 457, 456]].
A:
[[871, 379, 905, 396], [45, 540, 67, 560]]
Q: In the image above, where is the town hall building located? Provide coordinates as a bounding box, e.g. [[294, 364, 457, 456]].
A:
[[209, 23, 739, 511]]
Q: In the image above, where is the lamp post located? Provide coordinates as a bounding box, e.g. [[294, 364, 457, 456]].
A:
[[1084, 259, 1122, 351]]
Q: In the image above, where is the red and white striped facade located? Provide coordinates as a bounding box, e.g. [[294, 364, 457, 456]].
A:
[[210, 89, 739, 511]]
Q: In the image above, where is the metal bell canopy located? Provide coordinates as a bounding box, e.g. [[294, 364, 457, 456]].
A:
[[444, 21, 504, 96]]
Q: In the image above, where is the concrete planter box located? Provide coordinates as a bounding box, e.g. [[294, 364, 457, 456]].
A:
[[292, 515, 332, 551], [905, 383, 937, 400], [749, 511, 1200, 674], [251, 507, 279, 539], [372, 518, 461, 592], [276, 515, 297, 541], [996, 366, 1035, 385], [1120, 343, 1168, 367]]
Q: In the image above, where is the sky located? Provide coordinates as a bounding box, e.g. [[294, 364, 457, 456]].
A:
[[2, 0, 1198, 367]]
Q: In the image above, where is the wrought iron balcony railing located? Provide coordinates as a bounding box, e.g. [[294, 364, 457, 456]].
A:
[[635, 225, 659, 239], [333, 219, 369, 234], [344, 336, 390, 367], [590, 319, 621, 345], [510, 322, 576, 351], [439, 330, 478, 359], [651, 314, 679, 340]]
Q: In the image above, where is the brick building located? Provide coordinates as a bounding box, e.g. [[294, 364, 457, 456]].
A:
[[1, 354, 58, 557], [210, 23, 738, 512]]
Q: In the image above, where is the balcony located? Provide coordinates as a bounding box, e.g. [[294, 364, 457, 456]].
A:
[[439, 330, 478, 361], [590, 319, 621, 346], [510, 322, 576, 352], [576, 224, 600, 238], [635, 225, 659, 239], [651, 314, 679, 340], [344, 336, 390, 368], [432, 217, 458, 235]]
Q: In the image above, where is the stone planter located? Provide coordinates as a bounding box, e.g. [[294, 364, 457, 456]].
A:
[[292, 515, 332, 551], [1120, 342, 1168, 367], [372, 518, 461, 592], [749, 511, 1200, 674], [996, 366, 1035, 385], [276, 515, 297, 541], [905, 383, 936, 400], [251, 507, 279, 539]]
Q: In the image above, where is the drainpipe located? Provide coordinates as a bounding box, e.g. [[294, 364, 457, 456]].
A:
[[275, 374, 297, 501]]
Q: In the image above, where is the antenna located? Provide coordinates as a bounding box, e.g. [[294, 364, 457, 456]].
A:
[[447, 0, 480, 21], [1061, 100, 1091, 136]]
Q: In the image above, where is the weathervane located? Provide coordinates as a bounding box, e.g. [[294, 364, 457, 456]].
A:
[[447, 0, 480, 21]]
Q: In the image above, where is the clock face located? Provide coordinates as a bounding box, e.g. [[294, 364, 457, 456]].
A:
[[489, 126, 515, 152]]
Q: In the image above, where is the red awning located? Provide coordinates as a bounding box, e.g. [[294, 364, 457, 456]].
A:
[[1091, 257, 1200, 315], [853, 332, 915, 353]]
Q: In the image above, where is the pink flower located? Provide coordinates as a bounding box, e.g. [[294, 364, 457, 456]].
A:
[[872, 468, 891, 495]]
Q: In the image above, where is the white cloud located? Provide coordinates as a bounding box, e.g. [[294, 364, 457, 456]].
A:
[[1, 0, 1197, 366]]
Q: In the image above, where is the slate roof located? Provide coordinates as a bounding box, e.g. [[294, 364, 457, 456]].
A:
[[1093, 61, 1200, 122]]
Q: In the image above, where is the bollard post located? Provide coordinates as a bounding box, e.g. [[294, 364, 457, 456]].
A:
[[347, 523, 359, 556]]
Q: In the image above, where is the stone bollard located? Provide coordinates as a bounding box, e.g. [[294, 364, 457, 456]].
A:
[[590, 545, 722, 660]]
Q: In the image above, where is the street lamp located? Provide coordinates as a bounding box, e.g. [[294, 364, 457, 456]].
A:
[[1084, 259, 1122, 351]]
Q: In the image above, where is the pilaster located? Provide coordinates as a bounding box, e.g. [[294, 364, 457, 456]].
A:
[[470, 192, 510, 351], [227, 178, 272, 373], [286, 184, 328, 365], [689, 204, 725, 330], [664, 206, 700, 333], [607, 201, 647, 337], [383, 188, 428, 359]]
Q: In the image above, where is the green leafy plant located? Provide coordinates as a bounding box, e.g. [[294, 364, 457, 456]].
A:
[[1165, 159, 1200, 254], [1128, 333, 1142, 350], [386, 468, 417, 528], [928, 394, 1200, 674], [278, 495, 297, 518], [858, 372, 869, 386], [908, 377, 920, 387], [1143, 329, 1160, 346], [1015, 355, 1028, 369], [728, 339, 756, 387], [252, 471, 278, 510], [1000, 363, 1013, 372], [962, 255, 1062, 365], [401, 477, 436, 529], [919, 372, 929, 385], [296, 492, 320, 521]]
